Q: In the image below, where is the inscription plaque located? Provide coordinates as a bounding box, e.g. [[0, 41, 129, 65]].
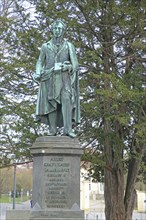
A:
[[44, 157, 70, 208]]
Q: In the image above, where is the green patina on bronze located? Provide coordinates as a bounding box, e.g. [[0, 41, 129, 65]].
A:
[[33, 19, 80, 138]]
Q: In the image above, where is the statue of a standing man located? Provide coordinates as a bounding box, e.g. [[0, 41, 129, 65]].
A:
[[33, 19, 80, 138]]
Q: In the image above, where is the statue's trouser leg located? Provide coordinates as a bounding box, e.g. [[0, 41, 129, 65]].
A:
[[48, 110, 57, 134], [61, 90, 72, 134]]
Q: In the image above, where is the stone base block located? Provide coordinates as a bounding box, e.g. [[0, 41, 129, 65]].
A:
[[29, 209, 84, 220], [6, 209, 84, 220]]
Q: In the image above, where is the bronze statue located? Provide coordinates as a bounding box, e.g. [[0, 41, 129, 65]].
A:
[[33, 19, 80, 138]]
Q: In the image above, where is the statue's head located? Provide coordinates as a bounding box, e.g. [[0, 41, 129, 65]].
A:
[[51, 19, 67, 38]]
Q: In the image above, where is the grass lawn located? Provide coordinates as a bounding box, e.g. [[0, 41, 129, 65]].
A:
[[0, 195, 29, 203]]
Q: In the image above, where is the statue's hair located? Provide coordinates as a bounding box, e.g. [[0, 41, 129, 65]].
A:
[[51, 19, 67, 32]]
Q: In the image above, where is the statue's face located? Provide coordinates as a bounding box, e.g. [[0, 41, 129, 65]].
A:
[[52, 22, 64, 38]]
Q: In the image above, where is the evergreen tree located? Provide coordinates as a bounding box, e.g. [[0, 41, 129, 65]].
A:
[[0, 1, 145, 219]]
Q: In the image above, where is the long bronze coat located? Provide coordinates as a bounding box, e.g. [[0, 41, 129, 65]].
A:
[[35, 39, 80, 127]]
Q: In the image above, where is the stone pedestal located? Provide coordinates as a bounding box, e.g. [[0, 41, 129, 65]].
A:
[[6, 136, 84, 220], [31, 136, 83, 210]]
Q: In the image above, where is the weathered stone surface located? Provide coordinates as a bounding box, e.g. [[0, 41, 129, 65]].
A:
[[29, 209, 84, 220], [31, 136, 83, 210], [31, 136, 82, 154]]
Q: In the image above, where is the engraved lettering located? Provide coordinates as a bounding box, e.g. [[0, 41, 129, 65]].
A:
[[43, 157, 70, 208]]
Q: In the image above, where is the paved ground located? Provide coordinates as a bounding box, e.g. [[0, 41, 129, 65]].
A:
[[85, 212, 146, 220], [0, 200, 146, 220], [86, 200, 146, 220]]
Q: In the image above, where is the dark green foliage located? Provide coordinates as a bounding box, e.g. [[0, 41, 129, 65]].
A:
[[0, 0, 146, 218]]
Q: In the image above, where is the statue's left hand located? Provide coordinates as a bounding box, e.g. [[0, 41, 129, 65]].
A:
[[61, 61, 72, 72]]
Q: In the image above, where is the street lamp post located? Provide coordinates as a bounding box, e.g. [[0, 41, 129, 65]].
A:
[[6, 154, 28, 210], [13, 162, 17, 209]]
